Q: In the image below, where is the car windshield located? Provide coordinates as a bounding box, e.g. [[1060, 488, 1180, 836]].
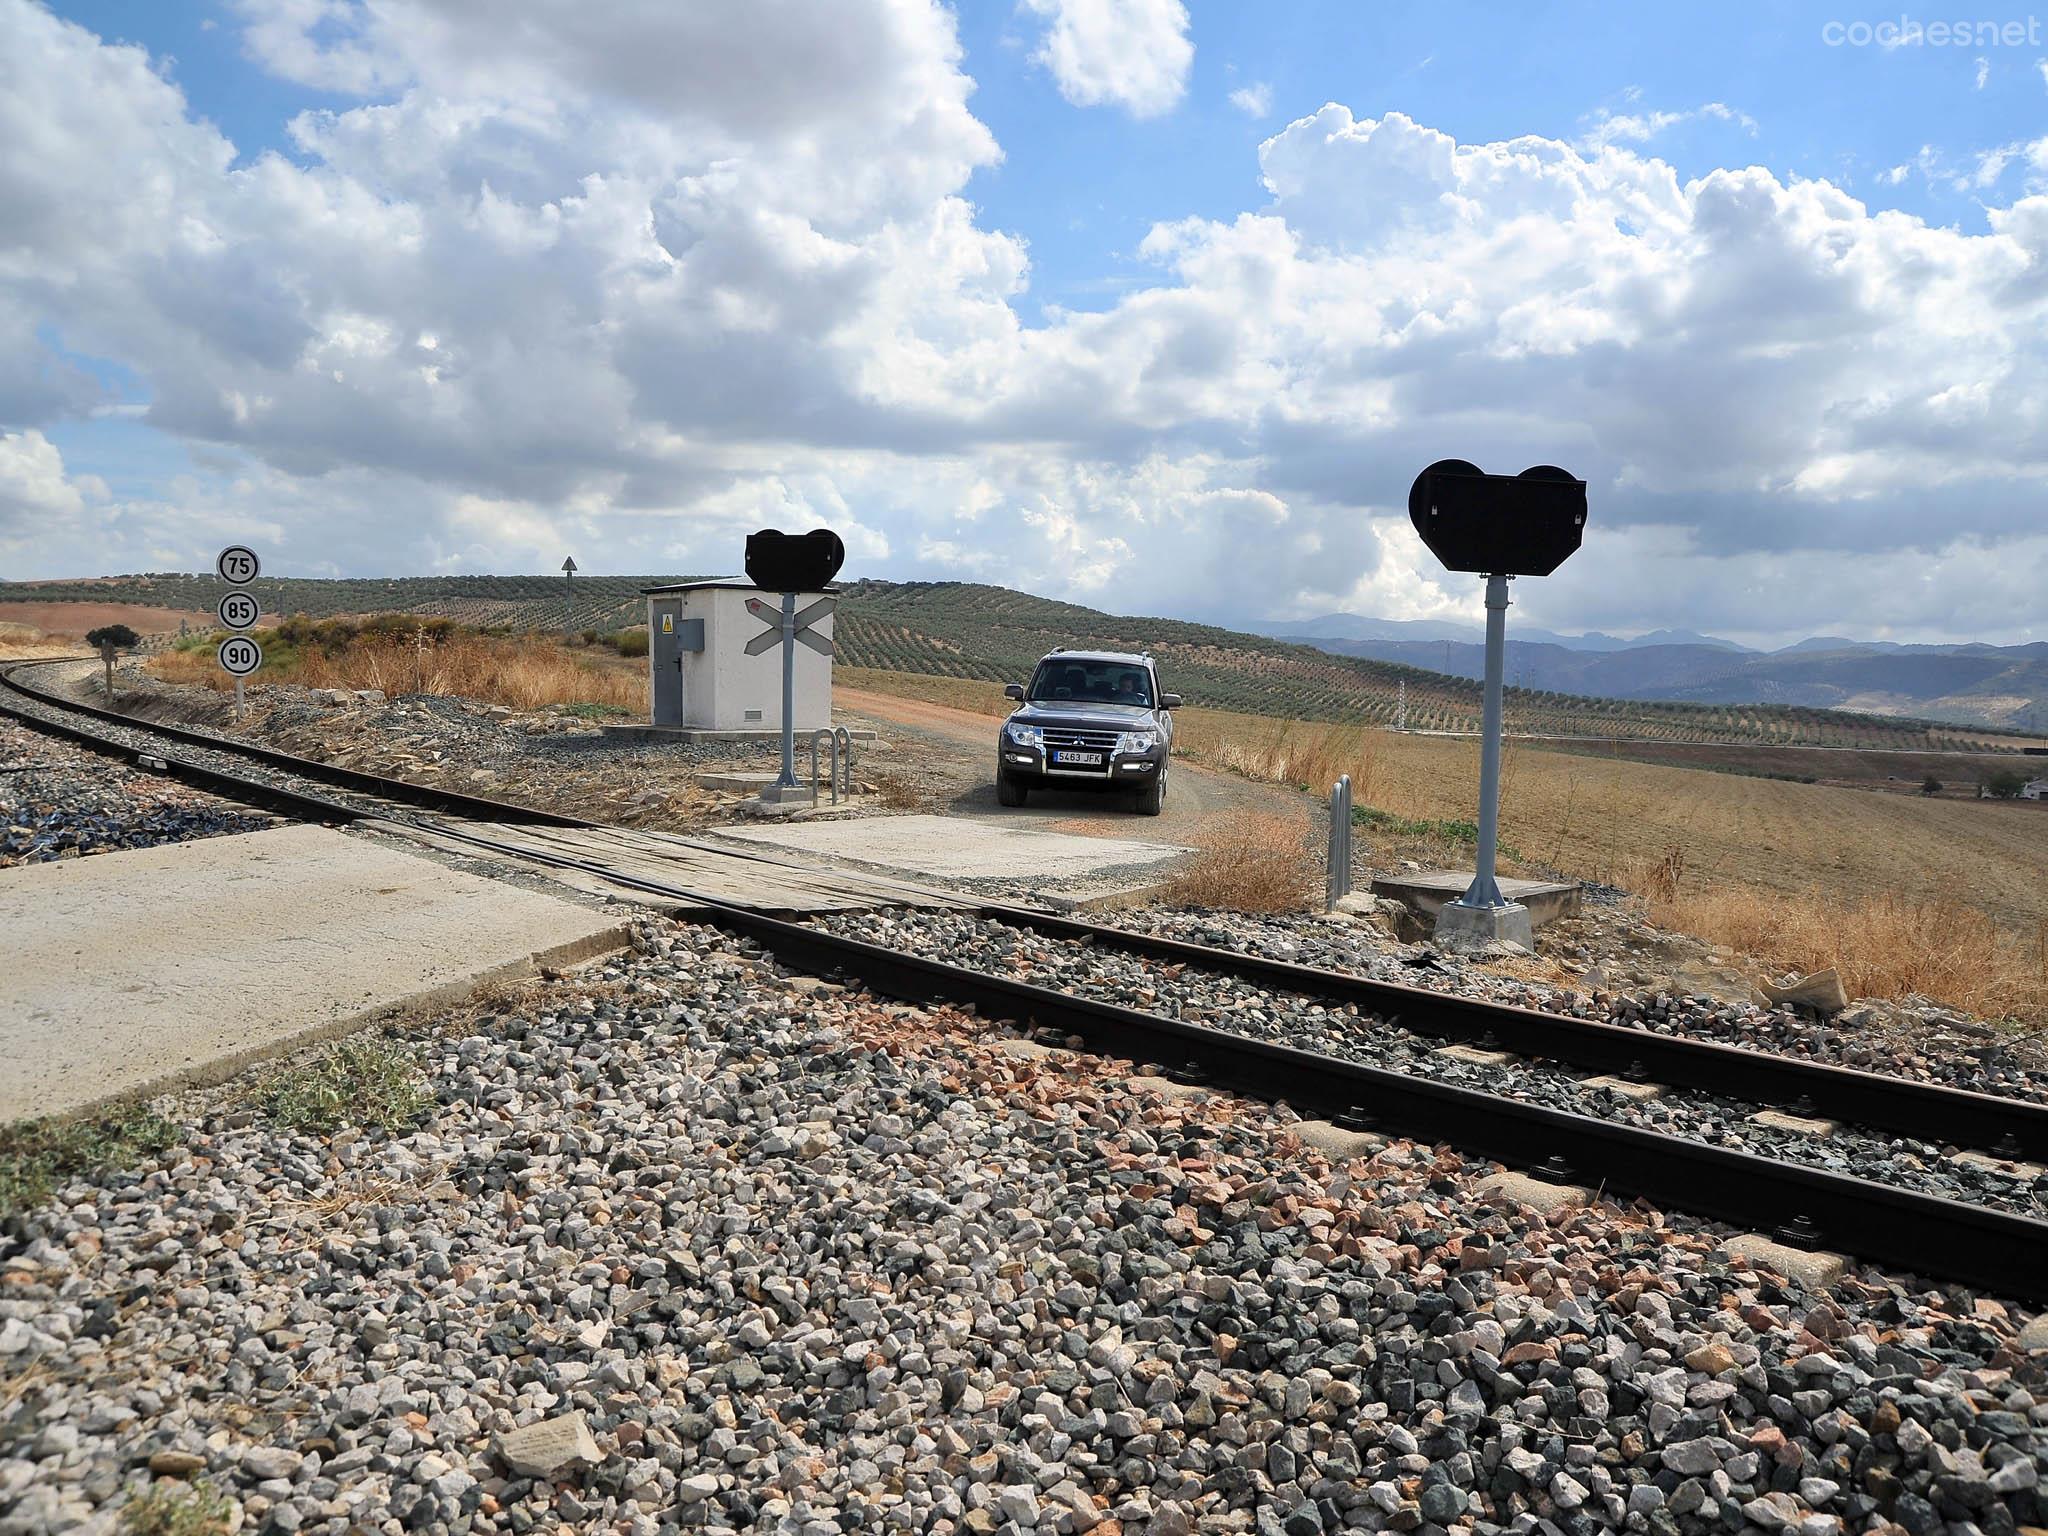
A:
[[1028, 660, 1154, 706]]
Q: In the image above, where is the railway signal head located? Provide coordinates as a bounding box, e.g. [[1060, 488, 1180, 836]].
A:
[[1408, 459, 1587, 577], [745, 528, 845, 594]]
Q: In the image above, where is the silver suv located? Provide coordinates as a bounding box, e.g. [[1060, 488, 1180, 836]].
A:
[[995, 649, 1179, 815]]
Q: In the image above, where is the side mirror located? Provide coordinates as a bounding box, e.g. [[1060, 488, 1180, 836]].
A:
[[1160, 692, 1182, 709], [1003, 683, 1025, 701]]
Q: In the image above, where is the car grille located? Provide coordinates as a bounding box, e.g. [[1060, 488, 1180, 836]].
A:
[[1041, 726, 1121, 751]]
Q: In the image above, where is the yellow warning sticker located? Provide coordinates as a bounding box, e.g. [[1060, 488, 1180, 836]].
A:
[[661, 614, 673, 633]]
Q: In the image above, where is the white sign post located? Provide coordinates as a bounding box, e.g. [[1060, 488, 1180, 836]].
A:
[[215, 547, 262, 719], [743, 595, 835, 797]]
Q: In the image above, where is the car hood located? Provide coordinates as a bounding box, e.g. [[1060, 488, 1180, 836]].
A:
[[1008, 700, 1159, 728]]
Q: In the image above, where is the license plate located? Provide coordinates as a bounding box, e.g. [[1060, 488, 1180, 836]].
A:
[[1052, 750, 1103, 765]]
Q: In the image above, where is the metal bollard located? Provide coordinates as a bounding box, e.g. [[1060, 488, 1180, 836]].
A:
[[1326, 774, 1353, 910], [809, 728, 840, 804], [834, 725, 854, 799]]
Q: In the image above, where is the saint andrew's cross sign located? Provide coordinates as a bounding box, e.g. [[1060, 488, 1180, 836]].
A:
[[742, 527, 847, 798], [744, 596, 836, 658]]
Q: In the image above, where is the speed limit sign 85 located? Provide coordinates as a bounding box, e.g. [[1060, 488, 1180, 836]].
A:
[[215, 545, 260, 584], [217, 635, 263, 677], [216, 591, 261, 631]]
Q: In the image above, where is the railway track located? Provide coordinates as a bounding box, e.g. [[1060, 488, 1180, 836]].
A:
[[6, 654, 2047, 1297]]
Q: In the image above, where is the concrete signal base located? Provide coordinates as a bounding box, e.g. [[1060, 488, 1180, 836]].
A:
[[757, 782, 817, 806], [1435, 898, 1535, 951]]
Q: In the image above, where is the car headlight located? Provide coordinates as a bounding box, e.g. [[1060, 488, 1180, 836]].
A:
[[1117, 731, 1158, 754], [1006, 723, 1044, 747]]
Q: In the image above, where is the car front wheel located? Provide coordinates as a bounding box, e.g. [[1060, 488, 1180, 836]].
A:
[[996, 770, 1029, 807], [1132, 763, 1165, 816]]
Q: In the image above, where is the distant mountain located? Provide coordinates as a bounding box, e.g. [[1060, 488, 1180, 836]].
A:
[[1269, 629, 2048, 733], [1774, 635, 1904, 655], [1629, 628, 1752, 653], [1252, 613, 1475, 644], [1248, 613, 1752, 654]]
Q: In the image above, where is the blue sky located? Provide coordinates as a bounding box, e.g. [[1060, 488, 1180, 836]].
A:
[[4, 0, 2047, 644], [950, 1, 2048, 315]]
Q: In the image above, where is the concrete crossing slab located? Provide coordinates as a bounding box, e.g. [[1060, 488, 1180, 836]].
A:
[[720, 813, 1190, 883], [0, 823, 629, 1121]]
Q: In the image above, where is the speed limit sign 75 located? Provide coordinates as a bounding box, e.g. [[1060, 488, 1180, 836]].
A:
[[216, 591, 261, 631], [215, 545, 260, 584], [217, 635, 263, 677]]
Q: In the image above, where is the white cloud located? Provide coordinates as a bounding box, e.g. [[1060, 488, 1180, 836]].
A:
[[1020, 0, 1192, 118], [0, 430, 93, 528], [7, 5, 2048, 642], [1976, 55, 1991, 88], [1582, 99, 1757, 149], [1229, 82, 1272, 118]]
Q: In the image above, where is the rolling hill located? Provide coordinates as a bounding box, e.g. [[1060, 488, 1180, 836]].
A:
[[2, 572, 2037, 752], [1268, 630, 2048, 733]]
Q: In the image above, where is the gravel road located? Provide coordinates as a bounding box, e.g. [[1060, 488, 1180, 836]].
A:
[[2, 917, 2042, 1536], [833, 687, 1313, 848]]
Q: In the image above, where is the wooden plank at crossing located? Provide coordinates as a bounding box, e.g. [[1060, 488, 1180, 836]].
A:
[[380, 818, 968, 915]]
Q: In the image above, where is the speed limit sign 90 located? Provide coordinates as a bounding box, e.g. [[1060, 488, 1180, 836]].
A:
[[217, 635, 263, 677], [215, 545, 260, 584], [216, 590, 261, 631]]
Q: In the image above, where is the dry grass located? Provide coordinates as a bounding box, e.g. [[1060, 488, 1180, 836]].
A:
[[152, 630, 645, 713], [0, 621, 88, 658], [866, 770, 930, 811], [1633, 861, 2048, 1024], [1173, 710, 2048, 1024], [1159, 810, 1316, 914]]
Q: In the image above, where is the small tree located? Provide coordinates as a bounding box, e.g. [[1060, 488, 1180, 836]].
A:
[[84, 623, 140, 698], [1921, 774, 1943, 796], [1982, 768, 2027, 799]]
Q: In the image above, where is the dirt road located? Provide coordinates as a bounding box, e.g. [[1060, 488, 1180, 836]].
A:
[[834, 685, 1314, 847]]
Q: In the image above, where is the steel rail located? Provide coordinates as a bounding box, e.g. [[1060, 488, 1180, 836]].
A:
[[301, 811, 2048, 1301], [9, 651, 2044, 1156], [0, 657, 583, 827], [973, 903, 2048, 1163], [8, 656, 2047, 1296]]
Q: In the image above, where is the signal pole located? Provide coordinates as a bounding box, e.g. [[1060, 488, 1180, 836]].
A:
[[1407, 460, 1587, 950], [1466, 574, 1511, 907]]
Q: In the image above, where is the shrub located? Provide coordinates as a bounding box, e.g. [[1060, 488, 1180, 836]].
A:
[[254, 1037, 432, 1134], [119, 1478, 235, 1536], [1158, 812, 1314, 914], [0, 1107, 180, 1216]]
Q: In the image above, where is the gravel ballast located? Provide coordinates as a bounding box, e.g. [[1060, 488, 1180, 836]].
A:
[[0, 716, 272, 865], [2, 918, 2044, 1536], [806, 910, 2048, 1219], [19, 659, 779, 829], [1098, 909, 2048, 1107]]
